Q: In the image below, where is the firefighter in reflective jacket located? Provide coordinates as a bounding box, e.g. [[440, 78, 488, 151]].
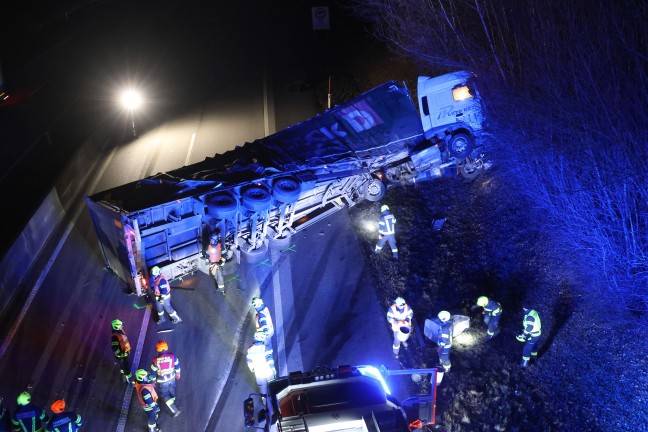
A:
[[0, 397, 12, 432], [135, 369, 160, 432], [517, 306, 542, 368], [207, 233, 226, 295], [246, 331, 276, 396], [252, 297, 274, 342], [375, 204, 398, 259], [111, 319, 135, 385], [150, 341, 181, 417], [437, 311, 453, 372], [474, 296, 502, 340], [11, 392, 48, 432], [46, 399, 82, 432], [386, 297, 413, 358], [150, 266, 182, 324]]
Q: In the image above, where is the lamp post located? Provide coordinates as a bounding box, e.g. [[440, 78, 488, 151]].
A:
[[120, 89, 142, 138]]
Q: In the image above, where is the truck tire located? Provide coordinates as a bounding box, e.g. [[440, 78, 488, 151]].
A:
[[447, 133, 474, 159], [269, 232, 292, 250], [206, 191, 238, 219], [272, 176, 301, 203], [240, 242, 268, 264], [242, 185, 272, 212], [364, 178, 385, 202]]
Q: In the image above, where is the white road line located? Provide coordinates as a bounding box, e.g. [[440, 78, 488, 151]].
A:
[[185, 132, 196, 166], [270, 247, 302, 376], [116, 306, 150, 432]]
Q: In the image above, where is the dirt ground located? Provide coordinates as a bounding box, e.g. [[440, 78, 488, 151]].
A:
[[348, 160, 648, 431]]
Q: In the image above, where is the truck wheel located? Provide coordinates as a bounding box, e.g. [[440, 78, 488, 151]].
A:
[[240, 242, 268, 264], [242, 186, 272, 212], [459, 157, 483, 179], [447, 133, 474, 159], [272, 177, 301, 203], [269, 231, 292, 250], [206, 191, 238, 219], [364, 178, 385, 202]]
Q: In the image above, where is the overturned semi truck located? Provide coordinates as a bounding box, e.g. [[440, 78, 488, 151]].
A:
[[86, 71, 487, 295]]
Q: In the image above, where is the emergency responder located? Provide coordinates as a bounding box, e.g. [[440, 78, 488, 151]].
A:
[[473, 296, 503, 340], [46, 399, 82, 432], [437, 311, 453, 372], [386, 297, 413, 358], [246, 331, 277, 396], [375, 204, 398, 259], [11, 391, 48, 432], [206, 232, 226, 295], [252, 297, 274, 342], [0, 397, 11, 432], [517, 306, 542, 368], [135, 369, 160, 432], [150, 340, 181, 417], [111, 319, 135, 386], [150, 266, 182, 324]]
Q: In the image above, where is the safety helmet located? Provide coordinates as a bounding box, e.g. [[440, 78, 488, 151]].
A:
[[51, 399, 65, 414], [381, 205, 390, 212], [17, 391, 31, 406], [150, 266, 161, 276], [135, 369, 149, 382], [251, 297, 264, 310], [438, 310, 451, 322], [156, 340, 169, 352], [210, 233, 219, 242], [476, 296, 488, 307], [253, 330, 267, 342], [111, 319, 123, 331], [394, 297, 406, 308]]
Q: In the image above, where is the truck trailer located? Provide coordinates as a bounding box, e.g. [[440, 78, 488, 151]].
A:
[[85, 71, 487, 295]]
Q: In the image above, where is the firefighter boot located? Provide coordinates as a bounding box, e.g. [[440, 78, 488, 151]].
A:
[[170, 312, 182, 324], [519, 359, 529, 369], [167, 400, 181, 418]]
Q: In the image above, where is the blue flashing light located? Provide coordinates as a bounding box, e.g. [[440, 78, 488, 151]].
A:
[[356, 365, 391, 395]]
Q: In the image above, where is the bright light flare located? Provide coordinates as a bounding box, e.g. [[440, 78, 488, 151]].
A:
[[363, 220, 378, 232], [452, 85, 473, 101], [120, 89, 142, 110], [356, 365, 391, 395]]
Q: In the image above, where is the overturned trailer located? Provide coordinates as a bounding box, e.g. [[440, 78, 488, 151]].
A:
[[86, 72, 487, 295]]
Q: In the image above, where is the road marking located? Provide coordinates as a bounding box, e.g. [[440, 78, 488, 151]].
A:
[[116, 306, 150, 432], [185, 132, 196, 166], [270, 248, 302, 376]]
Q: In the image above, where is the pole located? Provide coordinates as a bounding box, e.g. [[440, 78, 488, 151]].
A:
[[327, 75, 331, 110]]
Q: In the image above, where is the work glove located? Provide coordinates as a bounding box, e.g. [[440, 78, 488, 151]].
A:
[[516, 334, 527, 343], [175, 373, 181, 380], [379, 234, 384, 239], [156, 296, 161, 302]]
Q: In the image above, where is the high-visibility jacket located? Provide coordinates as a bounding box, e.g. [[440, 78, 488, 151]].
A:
[[111, 330, 131, 358], [438, 321, 453, 348], [136, 383, 158, 411], [523, 309, 542, 337], [151, 351, 181, 384], [484, 299, 502, 316], [387, 303, 413, 330], [152, 275, 171, 299], [246, 342, 275, 380], [45, 412, 83, 432], [378, 211, 396, 235], [255, 306, 274, 338], [11, 404, 47, 432], [207, 241, 222, 263]]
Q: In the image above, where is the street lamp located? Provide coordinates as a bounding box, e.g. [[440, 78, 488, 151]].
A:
[[120, 89, 142, 137]]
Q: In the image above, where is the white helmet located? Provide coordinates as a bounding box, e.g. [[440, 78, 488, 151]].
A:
[[251, 297, 264, 310], [438, 310, 451, 322], [150, 266, 161, 276], [253, 330, 267, 342], [394, 297, 406, 308]]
